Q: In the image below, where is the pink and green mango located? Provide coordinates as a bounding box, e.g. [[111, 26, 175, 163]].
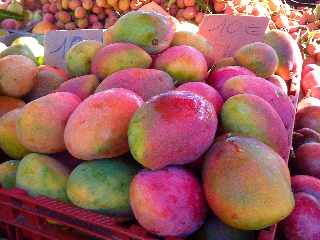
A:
[[26, 66, 66, 101], [203, 135, 294, 230], [221, 94, 289, 159], [130, 167, 206, 237], [16, 92, 81, 154], [221, 75, 295, 130], [104, 11, 175, 54], [64, 89, 143, 160], [128, 91, 218, 170], [171, 31, 215, 67], [16, 153, 69, 202], [95, 68, 174, 101], [67, 158, 140, 217], [206, 66, 255, 92], [234, 42, 279, 78], [55, 74, 98, 100], [91, 43, 152, 80], [154, 45, 208, 85], [0, 109, 30, 159]]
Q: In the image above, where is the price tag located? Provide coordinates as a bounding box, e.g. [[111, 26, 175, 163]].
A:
[[44, 29, 104, 69], [199, 14, 269, 62]]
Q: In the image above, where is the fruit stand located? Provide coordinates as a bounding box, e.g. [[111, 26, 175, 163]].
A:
[[0, 1, 320, 240]]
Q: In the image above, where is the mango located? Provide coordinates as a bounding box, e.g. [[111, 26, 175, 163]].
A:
[[56, 74, 98, 100], [295, 105, 320, 133], [221, 75, 294, 130], [207, 66, 255, 92], [0, 55, 38, 97], [130, 167, 206, 237], [16, 153, 69, 202], [176, 82, 223, 114], [0, 45, 36, 63], [221, 94, 289, 159], [95, 68, 174, 101], [66, 40, 102, 77], [203, 135, 294, 230], [67, 158, 140, 217], [64, 89, 143, 160], [0, 109, 30, 159], [16, 92, 81, 154], [171, 31, 215, 67], [26, 66, 66, 101], [264, 30, 303, 81], [234, 42, 279, 78], [214, 57, 237, 70], [192, 214, 256, 240], [91, 43, 152, 80], [267, 74, 288, 94], [295, 143, 320, 178], [154, 45, 208, 85], [104, 11, 175, 54], [0, 96, 25, 118], [128, 91, 217, 170], [0, 160, 19, 189]]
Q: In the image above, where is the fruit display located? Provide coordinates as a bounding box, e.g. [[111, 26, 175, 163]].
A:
[[0, 0, 41, 30], [1, 8, 320, 240]]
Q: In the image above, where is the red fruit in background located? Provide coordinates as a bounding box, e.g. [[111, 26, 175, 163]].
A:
[[301, 70, 320, 94], [295, 143, 320, 178], [291, 175, 320, 201], [281, 193, 320, 240], [310, 85, 320, 99]]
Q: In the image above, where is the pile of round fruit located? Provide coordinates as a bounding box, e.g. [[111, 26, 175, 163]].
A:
[[32, 0, 210, 31], [0, 10, 319, 240]]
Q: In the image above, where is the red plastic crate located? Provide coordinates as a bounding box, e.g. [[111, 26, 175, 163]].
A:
[[0, 75, 301, 240]]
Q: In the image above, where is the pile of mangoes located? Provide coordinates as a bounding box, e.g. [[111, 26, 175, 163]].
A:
[[0, 10, 319, 240]]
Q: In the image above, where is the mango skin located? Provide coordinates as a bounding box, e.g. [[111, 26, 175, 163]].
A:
[[105, 11, 175, 54], [295, 105, 320, 133], [16, 153, 69, 202], [0, 45, 36, 63], [26, 66, 66, 101], [203, 135, 294, 230], [154, 45, 208, 85], [0, 160, 19, 189], [0, 55, 38, 97], [64, 89, 143, 160], [67, 158, 140, 217], [221, 75, 294, 131], [176, 82, 223, 114], [192, 214, 256, 240], [207, 66, 255, 92], [91, 43, 152, 80], [171, 31, 215, 67], [16, 92, 81, 154], [264, 30, 303, 81], [130, 167, 206, 237], [221, 94, 289, 159], [95, 68, 174, 101], [267, 74, 288, 94], [128, 91, 217, 170], [234, 42, 279, 78], [55, 74, 98, 100], [66, 40, 102, 77], [0, 109, 30, 159], [0, 96, 25, 118]]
